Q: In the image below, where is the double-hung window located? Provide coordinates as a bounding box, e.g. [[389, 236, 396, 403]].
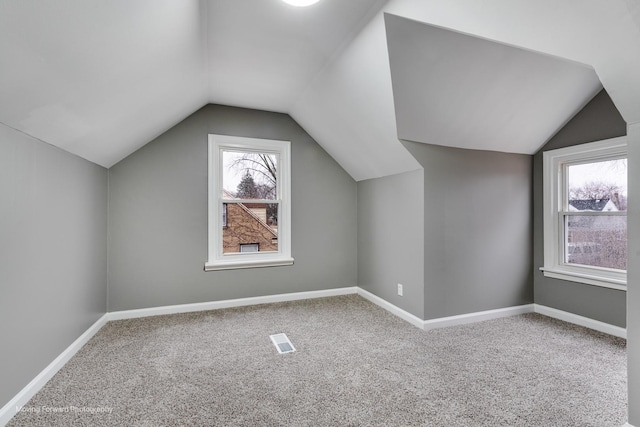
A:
[[206, 134, 293, 271], [542, 136, 627, 290]]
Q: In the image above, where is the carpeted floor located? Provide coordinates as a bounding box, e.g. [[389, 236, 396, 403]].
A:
[[8, 295, 627, 426]]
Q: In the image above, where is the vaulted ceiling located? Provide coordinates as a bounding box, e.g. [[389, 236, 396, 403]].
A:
[[2, 0, 640, 181]]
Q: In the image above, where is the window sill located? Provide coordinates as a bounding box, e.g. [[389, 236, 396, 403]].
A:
[[205, 257, 294, 271], [539, 267, 627, 291]]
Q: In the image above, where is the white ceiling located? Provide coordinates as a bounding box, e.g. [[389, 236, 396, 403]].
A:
[[0, 0, 208, 167], [2, 0, 640, 180], [385, 14, 602, 154], [206, 0, 388, 113]]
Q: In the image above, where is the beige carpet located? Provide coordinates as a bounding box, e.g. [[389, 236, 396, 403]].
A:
[[8, 295, 627, 426]]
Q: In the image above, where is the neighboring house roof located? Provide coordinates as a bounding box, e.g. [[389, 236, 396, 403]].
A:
[[222, 190, 277, 237], [568, 198, 618, 212]]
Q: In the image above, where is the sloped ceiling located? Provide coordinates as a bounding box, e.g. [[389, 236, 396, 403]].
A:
[[205, 0, 388, 113], [0, 0, 209, 167], [292, 0, 640, 180], [2, 0, 640, 181], [385, 14, 602, 154]]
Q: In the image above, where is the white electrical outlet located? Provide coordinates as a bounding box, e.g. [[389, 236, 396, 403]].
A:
[[397, 283, 403, 296]]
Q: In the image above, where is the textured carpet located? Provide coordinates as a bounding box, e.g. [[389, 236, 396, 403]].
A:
[[8, 295, 627, 426]]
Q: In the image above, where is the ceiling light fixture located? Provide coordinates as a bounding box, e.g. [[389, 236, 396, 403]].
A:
[[282, 0, 321, 7]]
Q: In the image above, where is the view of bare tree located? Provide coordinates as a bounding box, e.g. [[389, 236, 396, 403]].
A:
[[227, 152, 277, 199], [569, 181, 627, 210], [225, 151, 279, 226]]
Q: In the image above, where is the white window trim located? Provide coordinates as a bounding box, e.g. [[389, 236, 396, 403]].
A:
[[205, 134, 293, 271], [541, 136, 627, 291]]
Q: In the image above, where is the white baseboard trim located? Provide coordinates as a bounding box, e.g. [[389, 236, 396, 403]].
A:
[[0, 314, 109, 427], [534, 304, 626, 339], [356, 288, 425, 329], [355, 289, 537, 331], [107, 287, 358, 321], [422, 304, 535, 330]]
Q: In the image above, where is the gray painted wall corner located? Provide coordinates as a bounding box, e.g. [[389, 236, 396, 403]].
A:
[[0, 124, 108, 409], [626, 122, 640, 425], [357, 169, 425, 319], [533, 89, 627, 327], [107, 104, 357, 311], [402, 141, 533, 320]]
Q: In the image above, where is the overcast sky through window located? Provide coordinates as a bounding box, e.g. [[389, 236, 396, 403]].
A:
[[222, 151, 277, 195], [568, 159, 627, 197]]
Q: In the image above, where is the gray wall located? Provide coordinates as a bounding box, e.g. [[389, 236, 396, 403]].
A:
[[0, 124, 107, 409], [108, 104, 357, 311], [358, 169, 425, 318], [403, 141, 533, 320], [627, 122, 640, 425], [533, 90, 627, 327]]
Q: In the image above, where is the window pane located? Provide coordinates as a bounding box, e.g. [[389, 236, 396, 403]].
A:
[[240, 243, 259, 253], [222, 202, 279, 254], [568, 159, 627, 211], [222, 203, 227, 227], [222, 151, 278, 200], [565, 214, 626, 270]]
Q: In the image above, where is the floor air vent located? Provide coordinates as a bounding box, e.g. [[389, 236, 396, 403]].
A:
[[270, 333, 296, 354]]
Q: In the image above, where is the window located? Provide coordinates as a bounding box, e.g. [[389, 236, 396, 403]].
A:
[[240, 243, 259, 253], [542, 136, 627, 290], [206, 134, 293, 271]]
